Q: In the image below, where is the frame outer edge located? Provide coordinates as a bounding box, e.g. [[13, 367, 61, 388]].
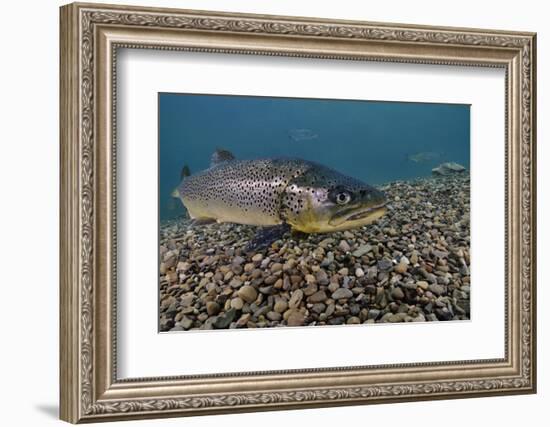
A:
[[529, 33, 537, 393], [60, 3, 81, 424], [60, 2, 537, 422], [68, 1, 537, 37]]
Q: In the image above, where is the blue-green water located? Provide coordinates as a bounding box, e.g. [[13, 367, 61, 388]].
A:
[[159, 93, 470, 220]]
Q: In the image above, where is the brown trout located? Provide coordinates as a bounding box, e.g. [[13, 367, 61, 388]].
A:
[[172, 150, 387, 235]]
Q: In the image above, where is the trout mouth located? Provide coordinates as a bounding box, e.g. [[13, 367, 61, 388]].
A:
[[328, 201, 387, 226]]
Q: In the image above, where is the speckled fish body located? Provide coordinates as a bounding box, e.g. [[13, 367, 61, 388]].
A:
[[173, 153, 387, 233], [178, 158, 301, 226]]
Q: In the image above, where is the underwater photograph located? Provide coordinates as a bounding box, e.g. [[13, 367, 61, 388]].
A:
[[158, 93, 470, 332]]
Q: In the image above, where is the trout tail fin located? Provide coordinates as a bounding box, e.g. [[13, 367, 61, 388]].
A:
[[180, 165, 191, 180], [172, 165, 191, 198]]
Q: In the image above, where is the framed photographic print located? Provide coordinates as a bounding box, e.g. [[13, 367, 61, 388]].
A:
[[59, 2, 537, 423]]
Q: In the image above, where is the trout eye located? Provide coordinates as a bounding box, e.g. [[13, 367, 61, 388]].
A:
[[336, 192, 351, 205]]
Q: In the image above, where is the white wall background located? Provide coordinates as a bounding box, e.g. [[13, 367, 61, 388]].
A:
[[0, 0, 545, 426]]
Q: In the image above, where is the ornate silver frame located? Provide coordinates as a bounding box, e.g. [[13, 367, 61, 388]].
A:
[[60, 2, 536, 423]]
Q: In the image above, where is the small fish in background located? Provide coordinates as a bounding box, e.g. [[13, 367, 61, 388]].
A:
[[406, 151, 442, 163], [432, 162, 466, 176], [288, 128, 318, 142], [172, 149, 387, 250]]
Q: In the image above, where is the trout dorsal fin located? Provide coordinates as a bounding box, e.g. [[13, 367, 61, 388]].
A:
[[210, 148, 235, 167]]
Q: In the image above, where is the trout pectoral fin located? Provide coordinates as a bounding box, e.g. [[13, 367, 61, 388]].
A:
[[245, 224, 291, 253], [290, 228, 308, 239]]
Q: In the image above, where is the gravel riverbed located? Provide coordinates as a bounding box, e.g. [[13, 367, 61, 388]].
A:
[[159, 174, 470, 332]]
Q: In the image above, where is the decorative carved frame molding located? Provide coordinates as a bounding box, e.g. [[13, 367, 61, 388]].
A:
[[60, 2, 536, 423]]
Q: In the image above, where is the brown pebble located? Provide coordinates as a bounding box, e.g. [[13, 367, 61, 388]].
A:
[[304, 274, 316, 284], [288, 289, 304, 309], [303, 282, 318, 296], [237, 285, 257, 303], [230, 297, 244, 310], [391, 287, 405, 300], [308, 290, 328, 303], [267, 311, 282, 321], [264, 275, 278, 285], [347, 316, 361, 325], [416, 281, 429, 290], [236, 313, 251, 327], [287, 310, 305, 326], [290, 275, 303, 285], [394, 262, 408, 274], [271, 262, 283, 272], [274, 299, 288, 313], [338, 240, 351, 252], [338, 267, 349, 276], [206, 301, 220, 316], [229, 278, 243, 288], [165, 271, 177, 283], [328, 282, 339, 293]]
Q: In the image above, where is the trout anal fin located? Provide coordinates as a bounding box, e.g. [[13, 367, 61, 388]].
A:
[[190, 218, 217, 227], [246, 223, 291, 253]]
